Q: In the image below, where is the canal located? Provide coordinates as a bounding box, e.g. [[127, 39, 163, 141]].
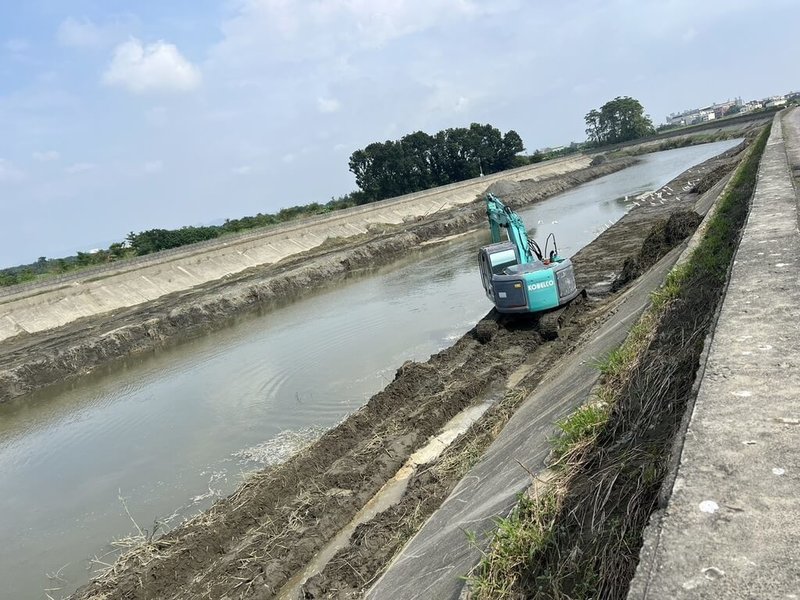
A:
[[0, 139, 738, 599]]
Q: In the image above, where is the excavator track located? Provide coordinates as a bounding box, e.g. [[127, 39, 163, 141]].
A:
[[537, 289, 588, 340], [474, 290, 588, 345]]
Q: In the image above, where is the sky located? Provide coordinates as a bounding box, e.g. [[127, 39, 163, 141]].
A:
[[0, 0, 798, 268]]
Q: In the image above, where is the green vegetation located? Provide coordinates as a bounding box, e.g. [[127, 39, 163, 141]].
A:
[[585, 96, 655, 146], [125, 196, 355, 255], [348, 123, 524, 202], [468, 125, 770, 599], [548, 403, 610, 465], [468, 491, 560, 598], [0, 246, 132, 287], [0, 195, 359, 286]]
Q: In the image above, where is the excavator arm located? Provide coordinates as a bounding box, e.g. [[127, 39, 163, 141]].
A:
[[485, 193, 542, 263]]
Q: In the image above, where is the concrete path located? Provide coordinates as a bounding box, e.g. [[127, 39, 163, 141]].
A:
[[628, 110, 800, 598], [367, 245, 686, 599]]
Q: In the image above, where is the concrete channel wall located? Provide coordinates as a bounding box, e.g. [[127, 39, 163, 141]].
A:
[[628, 109, 800, 598], [0, 155, 589, 343]]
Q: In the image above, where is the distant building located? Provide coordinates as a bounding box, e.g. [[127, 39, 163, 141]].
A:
[[765, 96, 787, 108], [666, 98, 742, 126]]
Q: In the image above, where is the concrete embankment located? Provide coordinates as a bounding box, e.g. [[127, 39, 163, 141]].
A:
[[628, 109, 800, 597], [0, 156, 590, 344]]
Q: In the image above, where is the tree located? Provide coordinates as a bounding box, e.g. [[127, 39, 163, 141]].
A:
[[348, 123, 527, 201], [584, 96, 654, 146]]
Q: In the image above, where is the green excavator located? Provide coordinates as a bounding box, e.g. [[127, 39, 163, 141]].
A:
[[477, 193, 585, 337]]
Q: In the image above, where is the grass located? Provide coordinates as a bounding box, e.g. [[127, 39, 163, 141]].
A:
[[467, 489, 560, 599], [467, 124, 771, 599], [549, 403, 610, 465], [595, 315, 655, 380]]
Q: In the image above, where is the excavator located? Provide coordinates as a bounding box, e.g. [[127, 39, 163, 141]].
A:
[[477, 193, 584, 337]]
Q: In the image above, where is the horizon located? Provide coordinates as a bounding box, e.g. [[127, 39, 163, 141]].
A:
[[1, 0, 798, 268]]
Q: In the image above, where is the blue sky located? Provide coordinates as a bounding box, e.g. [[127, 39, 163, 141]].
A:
[[0, 0, 797, 267]]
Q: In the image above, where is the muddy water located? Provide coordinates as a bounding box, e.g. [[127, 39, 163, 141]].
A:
[[0, 139, 738, 599]]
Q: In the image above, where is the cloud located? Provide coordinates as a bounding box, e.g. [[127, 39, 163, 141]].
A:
[[58, 17, 107, 48], [210, 0, 505, 70], [270, 0, 490, 47], [0, 159, 26, 183], [103, 38, 201, 94], [64, 162, 97, 174], [32, 150, 61, 162], [317, 97, 341, 113], [232, 165, 253, 174]]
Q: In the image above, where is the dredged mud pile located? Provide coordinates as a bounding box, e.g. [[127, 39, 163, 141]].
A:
[[68, 139, 752, 600]]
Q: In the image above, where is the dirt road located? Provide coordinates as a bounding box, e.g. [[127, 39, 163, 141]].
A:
[[67, 136, 753, 600]]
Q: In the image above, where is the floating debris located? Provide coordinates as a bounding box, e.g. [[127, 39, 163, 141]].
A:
[[234, 426, 326, 466]]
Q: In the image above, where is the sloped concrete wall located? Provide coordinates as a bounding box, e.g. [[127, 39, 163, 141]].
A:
[[0, 155, 590, 342]]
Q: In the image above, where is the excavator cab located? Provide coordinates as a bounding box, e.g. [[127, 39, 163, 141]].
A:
[[478, 241, 518, 300]]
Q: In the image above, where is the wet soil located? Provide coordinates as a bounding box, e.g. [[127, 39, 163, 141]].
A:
[[69, 138, 753, 600], [0, 158, 637, 404]]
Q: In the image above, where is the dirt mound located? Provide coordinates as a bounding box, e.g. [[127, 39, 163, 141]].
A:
[[692, 160, 736, 194], [612, 210, 702, 291], [484, 178, 522, 198]]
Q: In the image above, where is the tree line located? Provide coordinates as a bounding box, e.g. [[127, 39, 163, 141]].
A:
[[348, 123, 525, 201], [2, 101, 662, 287], [124, 197, 356, 255], [0, 197, 357, 286]]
